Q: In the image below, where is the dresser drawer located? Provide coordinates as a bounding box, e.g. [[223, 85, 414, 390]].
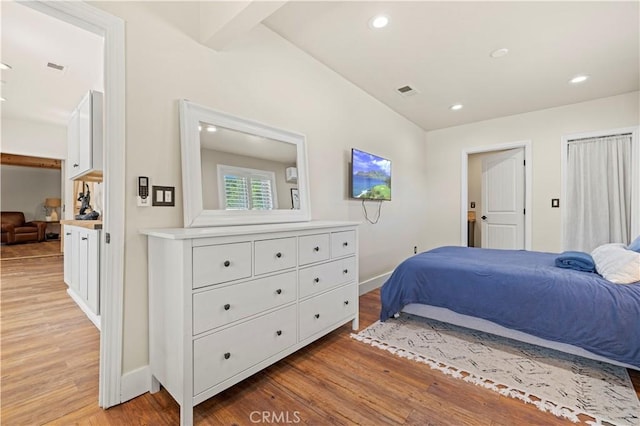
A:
[[298, 257, 356, 299], [298, 233, 330, 265], [299, 284, 356, 341], [331, 231, 356, 258], [254, 237, 297, 275], [193, 271, 297, 335], [193, 304, 297, 395], [193, 242, 252, 289]]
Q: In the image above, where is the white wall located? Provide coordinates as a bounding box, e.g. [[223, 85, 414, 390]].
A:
[[425, 91, 639, 253], [94, 2, 428, 374], [1, 165, 62, 221], [1, 118, 67, 159]]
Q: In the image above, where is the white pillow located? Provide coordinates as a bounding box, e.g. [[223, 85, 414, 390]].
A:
[[591, 243, 640, 284]]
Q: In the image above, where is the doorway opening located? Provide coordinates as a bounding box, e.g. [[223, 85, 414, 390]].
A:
[[460, 140, 532, 250], [17, 1, 126, 409]]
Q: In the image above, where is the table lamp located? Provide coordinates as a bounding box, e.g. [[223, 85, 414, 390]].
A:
[[45, 198, 61, 221]]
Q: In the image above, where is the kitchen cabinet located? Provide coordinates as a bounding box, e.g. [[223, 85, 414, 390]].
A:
[[63, 224, 101, 329], [67, 90, 103, 180]]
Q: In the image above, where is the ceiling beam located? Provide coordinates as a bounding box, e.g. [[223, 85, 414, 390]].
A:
[[199, 1, 287, 51], [1, 153, 62, 169]]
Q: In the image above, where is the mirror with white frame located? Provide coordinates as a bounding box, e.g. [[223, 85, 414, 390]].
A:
[[179, 100, 311, 227]]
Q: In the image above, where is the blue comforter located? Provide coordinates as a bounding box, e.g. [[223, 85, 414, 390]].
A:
[[380, 246, 640, 368]]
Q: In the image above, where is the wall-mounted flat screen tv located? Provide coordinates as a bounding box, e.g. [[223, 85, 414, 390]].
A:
[[350, 148, 391, 201]]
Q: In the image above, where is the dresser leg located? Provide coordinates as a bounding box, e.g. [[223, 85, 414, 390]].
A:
[[351, 317, 359, 330], [180, 404, 193, 426], [150, 375, 160, 393]]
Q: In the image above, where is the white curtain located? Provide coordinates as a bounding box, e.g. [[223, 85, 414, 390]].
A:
[[565, 134, 632, 252]]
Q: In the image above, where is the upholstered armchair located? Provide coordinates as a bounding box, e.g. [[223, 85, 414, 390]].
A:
[[1, 212, 47, 244]]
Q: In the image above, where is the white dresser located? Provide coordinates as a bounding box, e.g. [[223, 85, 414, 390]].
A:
[[141, 221, 359, 425]]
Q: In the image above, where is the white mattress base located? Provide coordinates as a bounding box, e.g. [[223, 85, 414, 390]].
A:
[[402, 303, 638, 371]]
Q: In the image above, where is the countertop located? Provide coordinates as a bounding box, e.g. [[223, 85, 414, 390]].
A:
[[60, 220, 103, 230]]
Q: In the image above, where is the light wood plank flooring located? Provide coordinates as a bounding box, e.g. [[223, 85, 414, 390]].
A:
[[0, 240, 61, 260], [2, 254, 638, 425]]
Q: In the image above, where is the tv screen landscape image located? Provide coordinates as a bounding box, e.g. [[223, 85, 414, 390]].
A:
[[350, 148, 391, 201]]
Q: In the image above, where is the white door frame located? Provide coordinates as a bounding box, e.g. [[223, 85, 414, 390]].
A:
[[561, 126, 640, 248], [460, 140, 532, 250], [20, 1, 126, 408]]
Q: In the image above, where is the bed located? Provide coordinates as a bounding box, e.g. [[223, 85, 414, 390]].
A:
[[379, 246, 640, 370]]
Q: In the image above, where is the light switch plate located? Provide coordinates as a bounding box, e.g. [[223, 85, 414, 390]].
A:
[[551, 198, 560, 208], [152, 186, 175, 207]]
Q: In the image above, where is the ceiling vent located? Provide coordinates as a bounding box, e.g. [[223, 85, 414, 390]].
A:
[[396, 85, 419, 97], [46, 62, 65, 72]]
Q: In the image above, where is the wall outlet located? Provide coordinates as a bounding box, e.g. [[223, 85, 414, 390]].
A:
[[470, 201, 476, 208], [414, 246, 418, 254]]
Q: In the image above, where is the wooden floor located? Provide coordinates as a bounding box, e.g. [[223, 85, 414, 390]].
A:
[[0, 239, 61, 260], [1, 254, 639, 425]]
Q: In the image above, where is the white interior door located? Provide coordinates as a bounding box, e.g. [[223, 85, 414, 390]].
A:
[[481, 148, 525, 249]]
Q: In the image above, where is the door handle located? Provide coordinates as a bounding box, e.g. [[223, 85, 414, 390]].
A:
[[481, 215, 487, 220]]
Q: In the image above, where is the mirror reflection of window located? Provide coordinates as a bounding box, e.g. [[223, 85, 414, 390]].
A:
[[218, 165, 278, 210], [200, 123, 297, 211]]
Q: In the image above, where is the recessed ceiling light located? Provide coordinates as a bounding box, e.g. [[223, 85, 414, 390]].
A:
[[369, 14, 389, 29], [206, 125, 217, 132], [570, 75, 589, 84], [490, 48, 509, 58], [0, 62, 12, 70], [450, 104, 463, 111]]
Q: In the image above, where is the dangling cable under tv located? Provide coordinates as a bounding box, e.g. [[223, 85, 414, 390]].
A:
[[350, 148, 391, 201]]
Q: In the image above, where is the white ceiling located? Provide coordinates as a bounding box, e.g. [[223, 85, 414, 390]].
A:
[[0, 1, 103, 127], [264, 1, 639, 131], [1, 1, 638, 132]]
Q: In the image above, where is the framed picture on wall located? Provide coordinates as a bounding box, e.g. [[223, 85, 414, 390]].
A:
[[291, 188, 300, 210]]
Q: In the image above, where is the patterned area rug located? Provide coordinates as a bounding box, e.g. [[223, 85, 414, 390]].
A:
[[352, 314, 640, 425]]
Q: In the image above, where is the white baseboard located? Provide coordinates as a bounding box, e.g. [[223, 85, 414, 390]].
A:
[[66, 288, 101, 330], [359, 271, 392, 295], [120, 365, 151, 403]]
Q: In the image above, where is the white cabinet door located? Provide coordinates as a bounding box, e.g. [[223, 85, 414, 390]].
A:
[[67, 90, 103, 180], [63, 226, 74, 286], [70, 227, 81, 294], [78, 230, 89, 300], [85, 229, 100, 314], [77, 93, 92, 174], [67, 108, 80, 179]]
